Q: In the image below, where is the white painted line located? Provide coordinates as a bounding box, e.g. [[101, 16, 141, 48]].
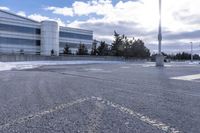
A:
[[142, 64, 155, 67], [85, 68, 111, 73], [0, 96, 181, 133], [171, 74, 200, 82], [120, 66, 131, 69], [85, 68, 104, 71], [0, 97, 91, 130], [142, 64, 173, 68], [91, 96, 181, 133]]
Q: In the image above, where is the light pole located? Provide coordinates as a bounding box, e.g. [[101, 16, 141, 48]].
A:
[[199, 43, 200, 61], [158, 0, 162, 55], [190, 42, 193, 62], [156, 0, 164, 66]]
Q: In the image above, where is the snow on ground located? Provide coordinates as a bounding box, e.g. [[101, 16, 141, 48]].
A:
[[188, 62, 200, 65], [170, 61, 200, 65], [1, 60, 199, 72], [0, 61, 123, 71]]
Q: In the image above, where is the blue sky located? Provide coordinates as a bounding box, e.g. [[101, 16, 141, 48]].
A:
[[1, 0, 75, 22], [0, 0, 126, 23], [0, 0, 200, 54]]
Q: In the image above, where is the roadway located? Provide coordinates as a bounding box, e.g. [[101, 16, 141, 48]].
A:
[[0, 61, 200, 133]]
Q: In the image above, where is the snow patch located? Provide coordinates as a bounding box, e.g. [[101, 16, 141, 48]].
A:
[[0, 61, 123, 71], [171, 74, 200, 82]]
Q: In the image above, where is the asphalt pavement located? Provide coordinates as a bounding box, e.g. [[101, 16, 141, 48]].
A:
[[0, 61, 200, 133]]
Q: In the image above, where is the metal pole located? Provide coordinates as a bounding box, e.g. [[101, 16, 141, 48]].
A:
[[199, 43, 200, 61], [156, 0, 164, 66], [190, 42, 193, 62], [158, 0, 162, 55]]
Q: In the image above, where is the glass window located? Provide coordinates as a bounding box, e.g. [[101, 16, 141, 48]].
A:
[[0, 23, 41, 34], [0, 37, 40, 46], [59, 42, 79, 48], [60, 42, 92, 49], [59, 32, 93, 40]]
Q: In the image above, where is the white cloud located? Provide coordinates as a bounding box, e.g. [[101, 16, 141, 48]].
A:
[[160, 0, 200, 32], [69, 0, 199, 29], [45, 6, 73, 16], [17, 11, 26, 17], [0, 6, 67, 26], [68, 0, 154, 41], [69, 0, 157, 32], [28, 14, 49, 22], [54, 18, 66, 26], [0, 7, 67, 26], [27, 14, 66, 26], [72, 0, 113, 16], [70, 0, 200, 31], [0, 6, 10, 11], [66, 0, 200, 53]]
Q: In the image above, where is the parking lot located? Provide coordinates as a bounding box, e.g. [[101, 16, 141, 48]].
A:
[[0, 61, 200, 133]]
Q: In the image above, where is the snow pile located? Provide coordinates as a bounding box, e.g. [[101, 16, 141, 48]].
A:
[[0, 62, 41, 71], [0, 62, 14, 71], [0, 61, 123, 71], [188, 62, 200, 65]]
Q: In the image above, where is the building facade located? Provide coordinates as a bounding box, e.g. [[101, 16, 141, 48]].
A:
[[0, 9, 93, 56]]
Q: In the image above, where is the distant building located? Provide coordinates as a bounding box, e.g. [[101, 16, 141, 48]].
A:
[[0, 9, 93, 56]]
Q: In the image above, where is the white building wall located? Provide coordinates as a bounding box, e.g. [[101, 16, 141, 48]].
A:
[[41, 21, 59, 56], [0, 10, 93, 56], [0, 31, 40, 40]]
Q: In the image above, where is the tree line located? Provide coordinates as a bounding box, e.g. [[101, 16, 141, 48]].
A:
[[62, 31, 200, 61], [151, 52, 200, 61], [164, 52, 200, 60], [63, 31, 151, 59]]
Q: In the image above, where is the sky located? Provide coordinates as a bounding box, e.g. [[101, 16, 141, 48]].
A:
[[0, 0, 200, 54]]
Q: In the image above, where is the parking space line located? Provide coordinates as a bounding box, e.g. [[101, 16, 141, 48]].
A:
[[120, 66, 131, 69], [0, 97, 91, 130], [92, 96, 181, 133], [170, 74, 200, 82], [0, 96, 181, 133], [85, 68, 112, 73]]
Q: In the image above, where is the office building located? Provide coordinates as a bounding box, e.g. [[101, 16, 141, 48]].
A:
[[0, 9, 93, 56]]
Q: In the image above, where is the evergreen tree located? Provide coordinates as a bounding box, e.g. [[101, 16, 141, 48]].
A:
[[77, 43, 88, 55], [91, 40, 98, 55], [51, 49, 54, 56], [63, 44, 71, 55], [111, 31, 150, 58], [97, 41, 109, 56], [111, 31, 124, 56]]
